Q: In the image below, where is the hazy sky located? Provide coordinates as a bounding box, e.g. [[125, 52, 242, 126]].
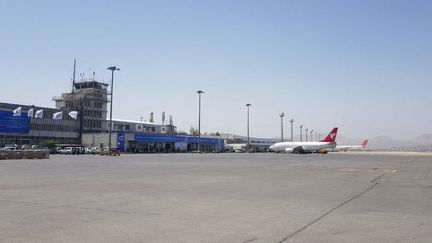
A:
[[1, 0, 431, 139]]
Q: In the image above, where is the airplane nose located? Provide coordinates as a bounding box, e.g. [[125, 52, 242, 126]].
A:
[[269, 145, 275, 151]]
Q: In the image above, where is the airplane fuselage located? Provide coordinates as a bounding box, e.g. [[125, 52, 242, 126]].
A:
[[333, 145, 365, 152], [269, 141, 336, 153]]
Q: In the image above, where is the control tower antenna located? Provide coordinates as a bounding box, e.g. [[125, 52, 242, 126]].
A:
[[72, 59, 77, 93]]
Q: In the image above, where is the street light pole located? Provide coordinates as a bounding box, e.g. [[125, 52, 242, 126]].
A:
[[290, 119, 294, 142], [279, 113, 285, 142], [310, 130, 314, 141], [246, 104, 252, 152], [299, 124, 303, 142], [196, 90, 204, 153], [305, 128, 309, 142], [107, 66, 120, 154]]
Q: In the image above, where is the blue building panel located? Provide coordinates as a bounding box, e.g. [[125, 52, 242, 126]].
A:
[[0, 111, 30, 134], [134, 133, 188, 143], [186, 137, 219, 144], [117, 133, 126, 152]]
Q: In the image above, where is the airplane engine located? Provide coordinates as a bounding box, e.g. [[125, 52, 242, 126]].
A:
[[285, 148, 294, 153]]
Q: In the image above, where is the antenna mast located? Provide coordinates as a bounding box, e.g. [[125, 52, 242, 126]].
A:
[[72, 59, 77, 93]]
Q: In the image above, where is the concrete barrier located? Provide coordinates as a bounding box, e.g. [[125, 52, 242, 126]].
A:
[[0, 150, 50, 160], [23, 151, 34, 159], [6, 151, 15, 159], [14, 151, 23, 159]]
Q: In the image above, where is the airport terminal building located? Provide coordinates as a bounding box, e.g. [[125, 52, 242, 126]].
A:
[[222, 134, 279, 152], [0, 79, 110, 147], [0, 102, 80, 146], [1, 67, 229, 152], [1, 78, 224, 152], [82, 119, 224, 153]]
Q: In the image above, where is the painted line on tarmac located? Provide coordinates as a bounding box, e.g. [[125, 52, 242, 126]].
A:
[[338, 168, 398, 174], [278, 175, 382, 243]]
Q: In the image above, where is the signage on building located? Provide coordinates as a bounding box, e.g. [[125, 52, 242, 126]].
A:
[[134, 133, 221, 145], [0, 111, 30, 134], [117, 133, 126, 152], [174, 142, 187, 152]]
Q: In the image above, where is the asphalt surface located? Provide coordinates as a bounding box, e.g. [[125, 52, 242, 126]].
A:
[[0, 152, 431, 242]]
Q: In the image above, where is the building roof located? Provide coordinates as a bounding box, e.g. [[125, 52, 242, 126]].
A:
[[111, 118, 159, 126]]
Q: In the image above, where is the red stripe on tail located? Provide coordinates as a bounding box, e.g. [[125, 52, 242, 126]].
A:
[[319, 127, 338, 142]]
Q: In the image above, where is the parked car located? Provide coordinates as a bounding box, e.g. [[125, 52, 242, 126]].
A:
[[84, 147, 92, 154], [60, 147, 73, 154], [71, 147, 81, 155], [48, 147, 59, 154], [90, 147, 100, 154], [0, 146, 20, 151]]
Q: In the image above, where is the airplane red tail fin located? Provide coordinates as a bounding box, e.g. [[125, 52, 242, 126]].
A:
[[319, 127, 338, 143], [361, 139, 369, 147]]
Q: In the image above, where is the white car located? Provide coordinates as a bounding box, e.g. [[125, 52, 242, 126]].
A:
[[84, 147, 92, 154], [1, 146, 19, 151], [90, 147, 100, 154], [60, 147, 73, 155]]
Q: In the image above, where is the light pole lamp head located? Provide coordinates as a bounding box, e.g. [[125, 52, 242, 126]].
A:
[[311, 129, 314, 133], [300, 124, 303, 128], [246, 103, 252, 107], [107, 66, 120, 71], [305, 128, 308, 132], [197, 90, 204, 94], [280, 113, 284, 118], [290, 119, 294, 123]]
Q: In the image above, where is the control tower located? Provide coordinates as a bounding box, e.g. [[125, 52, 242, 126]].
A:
[[53, 80, 109, 134]]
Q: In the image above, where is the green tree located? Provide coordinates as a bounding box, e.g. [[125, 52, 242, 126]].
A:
[[189, 126, 199, 136], [41, 140, 57, 149]]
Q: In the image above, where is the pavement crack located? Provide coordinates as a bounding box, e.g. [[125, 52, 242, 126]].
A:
[[278, 179, 380, 243], [370, 174, 385, 183], [65, 205, 132, 214], [243, 238, 258, 243]]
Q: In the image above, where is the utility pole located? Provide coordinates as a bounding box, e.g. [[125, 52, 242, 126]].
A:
[[290, 119, 294, 142], [107, 66, 120, 155], [299, 124, 303, 142], [196, 90, 204, 153], [305, 128, 309, 142], [72, 59, 76, 93], [310, 130, 314, 141], [246, 104, 252, 152], [279, 113, 285, 142]]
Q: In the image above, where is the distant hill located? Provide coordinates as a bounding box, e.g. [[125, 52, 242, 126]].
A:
[[417, 134, 432, 141]]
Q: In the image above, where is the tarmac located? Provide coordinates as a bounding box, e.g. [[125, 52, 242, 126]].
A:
[[0, 152, 431, 242]]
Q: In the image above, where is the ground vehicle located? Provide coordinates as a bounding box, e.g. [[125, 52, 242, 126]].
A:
[[90, 147, 100, 154], [84, 147, 92, 154], [60, 147, 73, 154], [1, 147, 20, 151], [71, 147, 81, 155], [234, 148, 244, 153]]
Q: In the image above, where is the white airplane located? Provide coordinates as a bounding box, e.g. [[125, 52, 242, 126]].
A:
[[334, 139, 368, 152], [269, 127, 338, 154]]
